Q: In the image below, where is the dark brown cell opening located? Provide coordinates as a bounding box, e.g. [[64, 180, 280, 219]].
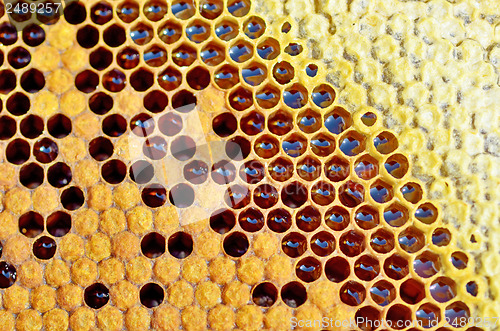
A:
[[340, 281, 366, 306], [224, 184, 250, 209], [257, 37, 280, 61], [91, 2, 113, 25], [89, 137, 114, 161], [172, 90, 197, 113], [384, 153, 409, 179], [7, 47, 31, 69], [398, 226, 425, 253], [131, 113, 154, 137], [281, 182, 308, 208], [415, 202, 438, 224], [183, 160, 209, 185], [297, 108, 321, 133], [47, 211, 71, 237], [432, 227, 451, 246], [61, 186, 85, 211], [158, 66, 182, 91], [84, 283, 110, 309], [296, 156, 321, 181], [0, 70, 16, 94], [339, 230, 365, 257], [239, 160, 264, 184], [0, 24, 18, 46], [0, 262, 16, 288], [214, 64, 239, 89], [143, 0, 168, 22], [312, 84, 336, 108], [168, 232, 193, 259], [0, 116, 16, 140], [144, 90, 168, 113], [75, 70, 99, 93], [354, 205, 379, 230], [370, 228, 395, 254], [19, 211, 44, 238], [144, 44, 168, 68], [141, 232, 166, 258], [242, 62, 267, 86], [374, 131, 398, 154], [386, 304, 412, 330], [171, 136, 196, 161], [64, 1, 87, 24], [130, 68, 154, 92], [281, 232, 307, 258], [361, 112, 377, 126], [117, 47, 140, 70], [210, 209, 236, 234], [141, 184, 167, 208], [339, 180, 365, 207], [281, 281, 307, 308], [103, 24, 126, 48], [325, 155, 349, 182], [400, 182, 423, 204], [129, 160, 154, 184], [226, 136, 251, 160], [355, 306, 381, 331], [102, 159, 127, 185], [102, 114, 127, 137], [6, 139, 30, 165], [354, 255, 380, 281], [296, 256, 322, 283], [223, 231, 249, 257], [238, 207, 264, 232], [22, 24, 45, 47], [19, 163, 44, 189], [33, 236, 57, 260], [211, 160, 236, 185], [77, 25, 99, 49], [451, 251, 468, 269], [383, 203, 409, 227], [310, 231, 335, 257], [33, 138, 58, 164], [200, 42, 225, 66], [272, 61, 294, 85], [20, 115, 43, 139], [171, 0, 195, 19], [186, 66, 211, 90], [172, 44, 197, 67], [325, 205, 350, 233], [370, 280, 396, 307], [212, 113, 237, 137], [47, 114, 72, 139], [296, 206, 321, 232], [102, 69, 126, 93], [140, 283, 164, 308], [47, 162, 72, 188], [228, 87, 253, 111], [400, 278, 425, 304], [252, 282, 278, 307], [21, 69, 45, 93], [266, 208, 292, 233], [310, 181, 335, 206], [354, 154, 379, 180], [158, 112, 183, 136], [90, 47, 113, 71], [253, 184, 278, 209], [200, 0, 223, 19], [7, 92, 30, 116], [169, 183, 195, 208], [383, 254, 409, 280], [324, 106, 352, 134], [89, 92, 113, 115]]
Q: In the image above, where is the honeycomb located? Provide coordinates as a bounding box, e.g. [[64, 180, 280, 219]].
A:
[[0, 0, 497, 330]]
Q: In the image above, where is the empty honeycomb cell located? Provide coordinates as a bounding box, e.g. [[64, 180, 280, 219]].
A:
[[252, 282, 277, 307], [141, 184, 167, 208], [21, 69, 45, 93], [243, 16, 266, 39], [64, 1, 87, 25], [310, 133, 335, 157], [414, 251, 441, 278], [383, 254, 409, 280], [281, 181, 308, 208], [0, 116, 17, 140], [373, 131, 398, 154], [255, 39, 280, 61], [385, 304, 412, 330], [255, 84, 280, 109], [6, 138, 30, 165], [398, 226, 425, 253], [241, 111, 264, 136], [283, 84, 308, 109], [84, 283, 110, 309], [383, 203, 409, 227], [415, 202, 439, 224], [144, 45, 168, 67], [47, 211, 72, 237], [253, 184, 278, 209], [238, 208, 264, 232], [8, 47, 31, 70], [19, 163, 44, 189], [242, 62, 267, 86], [33, 235, 57, 260], [183, 160, 209, 184], [297, 108, 321, 133], [324, 156, 349, 182], [281, 232, 307, 258], [384, 153, 409, 179], [226, 136, 251, 160], [47, 162, 72, 188], [90, 1, 113, 25], [89, 93, 114, 115], [311, 84, 335, 108], [18, 211, 44, 238], [143, 136, 168, 160], [75, 70, 100, 93], [400, 278, 425, 304], [168, 231, 193, 259], [310, 231, 335, 257], [172, 90, 197, 113], [22, 24, 45, 47], [187, 66, 211, 90], [340, 281, 366, 306], [60, 186, 85, 211], [0, 22, 17, 45], [296, 206, 321, 232], [324, 106, 352, 134], [131, 22, 154, 45], [0, 262, 17, 288], [324, 205, 350, 231], [20, 115, 44, 139], [200, 0, 223, 19], [140, 283, 164, 308], [172, 0, 196, 19], [131, 68, 155, 92], [158, 20, 183, 44], [296, 256, 322, 282], [102, 114, 127, 137], [281, 281, 306, 308], [171, 136, 196, 161], [466, 281, 478, 297], [89, 47, 113, 71], [131, 113, 154, 137], [200, 41, 226, 66], [400, 182, 423, 204], [370, 280, 396, 306], [102, 159, 127, 184], [0, 70, 16, 94], [6, 92, 30, 116], [116, 47, 140, 70], [224, 184, 250, 209], [432, 227, 451, 246], [284, 43, 303, 56], [354, 205, 379, 230], [77, 25, 99, 49]]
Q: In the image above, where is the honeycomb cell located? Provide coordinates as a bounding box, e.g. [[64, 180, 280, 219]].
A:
[[398, 226, 425, 253], [19, 115, 42, 139], [210, 209, 236, 234], [226, 136, 251, 160], [325, 156, 349, 182], [184, 160, 209, 184], [215, 19, 239, 41], [6, 139, 30, 165], [466, 281, 478, 297], [64, 1, 87, 24], [201, 42, 225, 66], [281, 182, 308, 208], [0, 70, 16, 94], [430, 277, 456, 303], [172, 0, 196, 19], [340, 130, 366, 156], [386, 305, 412, 330], [168, 232, 193, 259], [214, 64, 239, 89], [19, 212, 44, 238], [415, 202, 438, 224], [141, 184, 167, 208], [186, 20, 211, 43], [47, 211, 72, 237], [117, 0, 139, 23], [444, 302, 470, 328], [33, 236, 57, 260], [238, 207, 264, 232], [325, 256, 350, 283], [414, 251, 441, 278], [157, 21, 182, 45], [354, 155, 378, 180], [296, 256, 321, 283], [252, 282, 277, 307], [373, 131, 398, 154], [90, 2, 113, 25], [306, 64, 318, 77], [310, 133, 335, 157], [355, 306, 380, 331], [75, 70, 99, 93], [223, 232, 249, 257], [84, 283, 110, 309], [354, 205, 379, 230], [77, 25, 99, 49], [32, 138, 58, 164], [102, 114, 127, 137], [229, 40, 254, 63], [451, 251, 468, 269], [186, 66, 211, 90], [8, 47, 31, 69], [143, 0, 168, 21], [242, 62, 267, 86], [140, 283, 164, 308], [256, 85, 281, 108], [200, 0, 223, 19], [340, 281, 365, 306], [416, 303, 441, 328], [432, 227, 451, 246], [90, 47, 113, 71], [130, 160, 154, 184], [281, 232, 307, 258], [131, 22, 154, 45], [60, 186, 85, 211], [48, 162, 72, 188], [339, 230, 365, 257], [383, 203, 409, 227], [211, 160, 237, 185], [240, 111, 264, 136], [384, 154, 409, 179], [370, 280, 396, 307], [273, 61, 294, 85], [324, 107, 351, 134], [400, 278, 425, 304], [257, 37, 280, 61], [7, 92, 30, 116], [171, 136, 196, 161], [254, 134, 279, 159], [0, 23, 17, 46], [130, 68, 154, 92], [48, 114, 72, 139], [401, 182, 423, 204], [297, 108, 321, 133], [0, 262, 17, 288], [268, 110, 293, 135], [89, 137, 114, 161], [282, 133, 307, 158], [339, 180, 365, 207], [0, 116, 17, 140], [169, 183, 195, 208], [141, 232, 166, 258], [89, 93, 113, 115], [243, 16, 266, 39], [310, 181, 335, 205], [284, 43, 303, 56], [172, 90, 197, 113], [158, 67, 182, 91], [253, 184, 279, 209], [22, 24, 46, 47], [266, 209, 292, 233], [311, 84, 335, 108], [143, 45, 168, 67], [296, 206, 321, 232], [325, 206, 350, 231], [310, 231, 335, 257], [157, 112, 182, 137], [239, 160, 264, 184], [281, 281, 307, 308], [103, 24, 126, 48], [383, 254, 409, 280], [283, 84, 308, 109], [143, 136, 168, 160], [20, 163, 44, 189]]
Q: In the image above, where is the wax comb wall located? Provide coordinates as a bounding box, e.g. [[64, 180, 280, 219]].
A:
[[0, 0, 497, 330]]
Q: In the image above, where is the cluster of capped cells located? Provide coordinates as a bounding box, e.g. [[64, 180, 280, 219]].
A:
[[0, 0, 482, 330]]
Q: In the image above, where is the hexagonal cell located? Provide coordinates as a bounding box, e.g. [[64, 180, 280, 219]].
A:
[[200, 0, 224, 19], [297, 108, 322, 133], [354, 255, 380, 281], [142, 184, 167, 208], [229, 40, 254, 63], [19, 211, 44, 238], [398, 226, 425, 253], [385, 304, 412, 330], [338, 180, 365, 207], [102, 159, 127, 184], [186, 19, 211, 43], [373, 131, 398, 154], [239, 160, 265, 184], [158, 20, 183, 44], [90, 1, 113, 25], [400, 278, 425, 304], [238, 207, 264, 232], [254, 134, 280, 159], [370, 280, 396, 307], [201, 41, 226, 66], [214, 64, 239, 89], [324, 156, 349, 182], [413, 250, 441, 278], [311, 133, 336, 157], [253, 184, 279, 209], [311, 84, 335, 108], [444, 302, 470, 328], [141, 232, 166, 258], [354, 205, 379, 230], [296, 206, 321, 232], [283, 83, 308, 109], [295, 256, 322, 282], [229, 87, 253, 111], [186, 66, 211, 90], [273, 61, 294, 85], [325, 206, 350, 231], [355, 306, 381, 331], [415, 303, 441, 328], [430, 277, 457, 303], [243, 16, 266, 39], [451, 251, 468, 269], [169, 184, 195, 208], [211, 160, 237, 185], [209, 209, 236, 234], [400, 182, 423, 204], [281, 181, 308, 208], [255, 84, 280, 109], [432, 227, 451, 246], [339, 230, 365, 257], [34, 138, 58, 163], [310, 181, 335, 206], [340, 281, 366, 306], [383, 203, 409, 227], [415, 202, 439, 224], [282, 133, 307, 158], [466, 281, 478, 297], [131, 22, 154, 45], [281, 281, 307, 308], [184, 160, 209, 185], [168, 231, 194, 258], [224, 185, 251, 209], [117, 1, 140, 23], [215, 19, 239, 41], [257, 37, 280, 60], [339, 130, 366, 157], [140, 283, 164, 308], [144, 44, 168, 67], [242, 62, 267, 86], [281, 232, 307, 258], [268, 110, 293, 136], [252, 282, 278, 307], [117, 47, 140, 70], [267, 208, 292, 233], [172, 43, 197, 67], [143, 0, 168, 21], [324, 106, 352, 134], [354, 154, 379, 180], [310, 231, 335, 257], [383, 254, 409, 280], [103, 24, 126, 48], [171, 0, 196, 19]]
